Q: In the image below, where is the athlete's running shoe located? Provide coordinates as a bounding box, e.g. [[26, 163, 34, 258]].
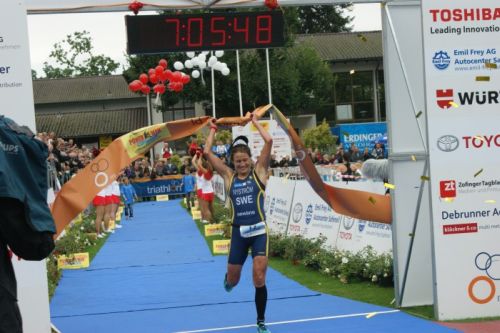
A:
[[257, 322, 271, 333], [223, 273, 233, 292]]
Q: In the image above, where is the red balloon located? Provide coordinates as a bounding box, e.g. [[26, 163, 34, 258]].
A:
[[174, 82, 184, 92], [172, 71, 182, 82], [139, 73, 148, 84], [164, 70, 173, 81], [181, 74, 190, 84], [128, 80, 143, 92], [140, 85, 151, 94], [167, 82, 175, 91], [159, 70, 169, 82], [159, 59, 168, 69], [158, 84, 166, 94], [149, 73, 158, 84], [155, 65, 164, 76], [148, 68, 155, 76]]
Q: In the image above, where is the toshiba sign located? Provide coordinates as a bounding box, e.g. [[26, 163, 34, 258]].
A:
[[429, 8, 500, 22]]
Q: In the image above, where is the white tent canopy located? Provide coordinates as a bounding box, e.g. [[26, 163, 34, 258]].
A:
[[25, 0, 379, 14]]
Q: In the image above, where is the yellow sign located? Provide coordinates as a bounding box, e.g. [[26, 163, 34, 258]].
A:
[[250, 120, 269, 132], [99, 135, 113, 149], [157, 195, 169, 201], [73, 213, 83, 224], [192, 210, 201, 220], [204, 224, 225, 236], [213, 240, 231, 254], [57, 253, 90, 270]]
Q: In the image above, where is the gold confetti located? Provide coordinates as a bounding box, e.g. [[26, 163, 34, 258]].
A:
[[473, 135, 485, 142], [357, 33, 367, 42], [449, 101, 459, 108], [384, 183, 395, 190], [420, 175, 430, 181], [366, 313, 376, 319], [474, 169, 483, 177], [485, 62, 498, 69], [368, 196, 376, 205], [349, 69, 355, 75], [411, 155, 416, 161], [476, 76, 490, 82], [390, 298, 396, 305], [485, 199, 496, 204], [416, 111, 423, 118], [441, 197, 454, 203], [282, 173, 290, 184]]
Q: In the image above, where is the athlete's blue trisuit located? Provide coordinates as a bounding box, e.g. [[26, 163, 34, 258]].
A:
[[228, 169, 268, 265]]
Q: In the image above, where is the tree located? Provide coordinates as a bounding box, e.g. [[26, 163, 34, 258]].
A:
[[294, 5, 353, 34], [42, 31, 119, 78], [302, 119, 337, 154]]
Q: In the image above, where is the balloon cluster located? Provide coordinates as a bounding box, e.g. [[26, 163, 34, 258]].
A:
[[174, 51, 230, 80], [128, 59, 191, 96]]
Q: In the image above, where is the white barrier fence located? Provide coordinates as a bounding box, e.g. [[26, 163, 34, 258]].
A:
[[213, 173, 392, 254], [264, 176, 392, 254]]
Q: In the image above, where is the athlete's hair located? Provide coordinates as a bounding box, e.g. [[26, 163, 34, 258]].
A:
[[230, 135, 251, 162]]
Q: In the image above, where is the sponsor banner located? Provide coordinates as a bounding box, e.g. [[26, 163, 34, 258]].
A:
[[212, 174, 226, 201], [132, 178, 184, 197], [287, 180, 342, 249], [264, 176, 295, 235], [213, 239, 231, 254], [331, 122, 387, 153], [156, 194, 169, 201], [0, 0, 36, 131], [204, 223, 225, 236], [192, 210, 201, 220], [266, 177, 392, 253], [57, 253, 90, 270], [232, 119, 292, 161], [422, 0, 500, 320]]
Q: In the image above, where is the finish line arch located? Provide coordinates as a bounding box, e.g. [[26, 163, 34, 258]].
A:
[[4, 0, 497, 331]]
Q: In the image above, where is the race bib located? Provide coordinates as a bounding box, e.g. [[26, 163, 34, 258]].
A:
[[240, 222, 266, 238]]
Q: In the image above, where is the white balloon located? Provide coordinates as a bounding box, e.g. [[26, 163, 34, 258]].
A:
[[184, 60, 193, 69], [221, 67, 230, 76], [208, 56, 217, 67], [199, 62, 207, 69], [213, 61, 224, 71], [215, 50, 224, 57], [191, 58, 200, 67], [174, 61, 184, 70], [191, 70, 200, 79], [186, 52, 195, 58], [201, 51, 209, 55], [198, 54, 207, 62]]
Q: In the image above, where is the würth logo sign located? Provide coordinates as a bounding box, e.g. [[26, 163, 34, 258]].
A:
[[435, 89, 500, 109]]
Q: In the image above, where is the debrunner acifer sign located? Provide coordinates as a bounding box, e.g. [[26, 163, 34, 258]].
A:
[[126, 11, 285, 54], [422, 1, 500, 320]]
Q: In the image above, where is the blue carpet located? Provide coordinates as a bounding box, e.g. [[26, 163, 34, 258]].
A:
[[50, 200, 460, 333]]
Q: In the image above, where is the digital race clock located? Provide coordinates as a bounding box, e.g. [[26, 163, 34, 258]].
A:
[[126, 11, 285, 54]]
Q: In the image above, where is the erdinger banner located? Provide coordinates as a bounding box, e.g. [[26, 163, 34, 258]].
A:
[[422, 0, 500, 320]]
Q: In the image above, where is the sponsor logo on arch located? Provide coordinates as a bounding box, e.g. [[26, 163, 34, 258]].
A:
[[468, 252, 500, 305]]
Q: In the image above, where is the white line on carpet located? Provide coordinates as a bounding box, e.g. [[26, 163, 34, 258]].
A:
[[172, 309, 401, 333]]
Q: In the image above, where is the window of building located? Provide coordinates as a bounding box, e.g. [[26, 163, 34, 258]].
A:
[[162, 100, 195, 122], [333, 70, 375, 123], [377, 69, 386, 121]]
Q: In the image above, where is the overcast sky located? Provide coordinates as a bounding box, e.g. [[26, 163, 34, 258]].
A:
[[27, 4, 382, 75]]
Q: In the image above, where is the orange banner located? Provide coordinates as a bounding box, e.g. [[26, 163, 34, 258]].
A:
[[269, 106, 392, 224], [52, 104, 391, 236], [52, 117, 210, 235]]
